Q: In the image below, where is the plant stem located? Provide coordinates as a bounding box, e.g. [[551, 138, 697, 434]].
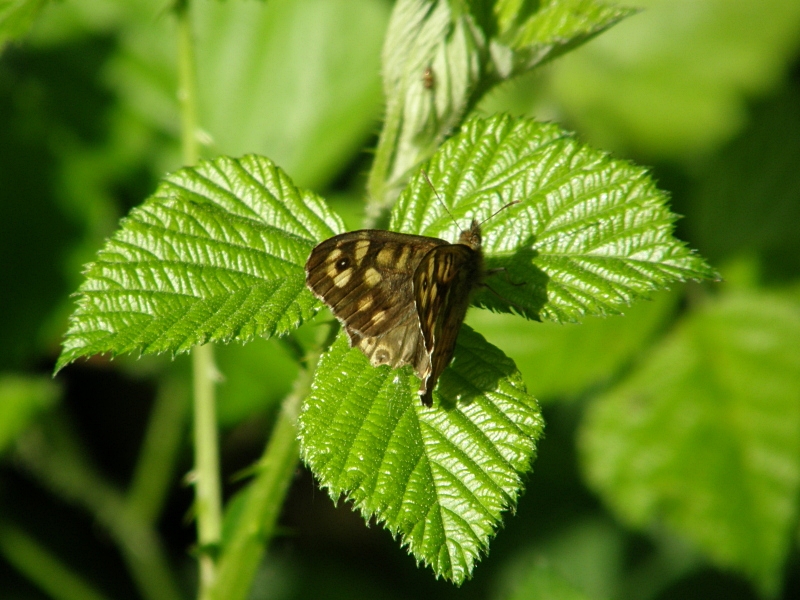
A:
[[365, 96, 404, 226], [192, 344, 223, 595], [127, 377, 188, 524], [210, 346, 322, 600], [0, 523, 110, 600], [176, 1, 223, 596], [177, 0, 200, 167], [14, 419, 183, 600]]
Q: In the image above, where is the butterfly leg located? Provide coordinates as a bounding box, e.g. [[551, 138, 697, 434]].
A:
[[485, 267, 525, 286]]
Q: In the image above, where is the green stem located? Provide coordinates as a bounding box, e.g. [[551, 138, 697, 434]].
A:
[[177, 0, 200, 167], [14, 419, 183, 600], [210, 347, 322, 600], [176, 1, 222, 595], [365, 96, 404, 226], [127, 377, 188, 524], [0, 523, 110, 600], [192, 344, 222, 597]]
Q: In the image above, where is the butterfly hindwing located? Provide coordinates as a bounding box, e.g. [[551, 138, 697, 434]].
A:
[[413, 242, 482, 406]]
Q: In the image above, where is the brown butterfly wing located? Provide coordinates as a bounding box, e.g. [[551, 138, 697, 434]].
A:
[[305, 230, 446, 374], [413, 243, 483, 406]]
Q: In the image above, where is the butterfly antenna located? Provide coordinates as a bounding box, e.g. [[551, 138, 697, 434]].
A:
[[421, 170, 460, 228], [478, 196, 520, 228]]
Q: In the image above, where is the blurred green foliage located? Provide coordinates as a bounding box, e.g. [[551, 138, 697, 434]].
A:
[[1, 0, 799, 599]]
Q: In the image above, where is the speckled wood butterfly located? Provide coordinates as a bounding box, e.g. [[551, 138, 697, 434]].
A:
[[305, 218, 484, 407]]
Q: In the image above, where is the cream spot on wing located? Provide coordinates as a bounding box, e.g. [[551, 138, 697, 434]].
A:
[[325, 249, 345, 279], [333, 268, 352, 288], [370, 310, 386, 324], [396, 246, 411, 270], [354, 240, 370, 265], [358, 296, 373, 311], [328, 248, 343, 262], [364, 267, 382, 287], [426, 258, 436, 280], [377, 246, 394, 267], [426, 312, 435, 329]]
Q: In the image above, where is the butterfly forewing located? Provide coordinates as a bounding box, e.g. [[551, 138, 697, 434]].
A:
[[305, 230, 446, 376]]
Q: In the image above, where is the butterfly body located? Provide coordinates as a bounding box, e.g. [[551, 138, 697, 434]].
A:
[[305, 221, 483, 406]]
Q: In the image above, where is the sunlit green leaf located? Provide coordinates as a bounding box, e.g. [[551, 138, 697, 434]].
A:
[[57, 155, 343, 371], [393, 114, 715, 322], [579, 289, 800, 596], [370, 0, 632, 208], [493, 0, 635, 78], [300, 327, 543, 584], [301, 112, 713, 584]]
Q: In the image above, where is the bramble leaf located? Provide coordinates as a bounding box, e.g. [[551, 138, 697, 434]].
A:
[[302, 113, 714, 582], [370, 0, 634, 207], [57, 155, 343, 371], [300, 326, 543, 584], [579, 289, 800, 596], [393, 114, 716, 322], [492, 0, 635, 79]]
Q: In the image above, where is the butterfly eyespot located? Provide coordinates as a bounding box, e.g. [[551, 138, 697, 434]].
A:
[[335, 257, 350, 271]]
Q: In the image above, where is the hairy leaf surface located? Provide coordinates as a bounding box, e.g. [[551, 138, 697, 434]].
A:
[[57, 155, 343, 370], [300, 326, 543, 584], [393, 115, 716, 322]]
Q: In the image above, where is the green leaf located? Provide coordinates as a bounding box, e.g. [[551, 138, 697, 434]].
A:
[[687, 84, 800, 282], [468, 289, 679, 401], [370, 0, 487, 206], [493, 0, 636, 79], [579, 289, 800, 596], [547, 0, 800, 158], [501, 560, 595, 600], [0, 0, 47, 48], [370, 0, 634, 208], [393, 114, 716, 322], [57, 155, 343, 371], [299, 326, 543, 584], [0, 374, 59, 455]]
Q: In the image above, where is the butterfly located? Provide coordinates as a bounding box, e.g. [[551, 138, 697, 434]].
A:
[[305, 218, 485, 407]]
